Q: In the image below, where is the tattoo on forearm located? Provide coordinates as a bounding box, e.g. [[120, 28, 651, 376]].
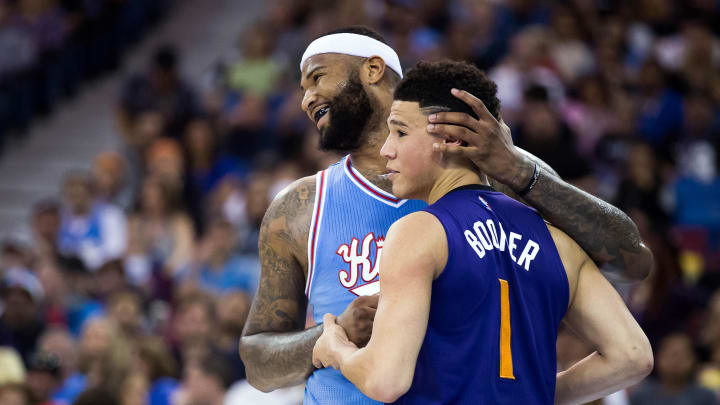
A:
[[240, 177, 320, 390], [523, 171, 651, 280]]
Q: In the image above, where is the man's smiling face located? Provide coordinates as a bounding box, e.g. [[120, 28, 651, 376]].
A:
[[300, 53, 376, 153]]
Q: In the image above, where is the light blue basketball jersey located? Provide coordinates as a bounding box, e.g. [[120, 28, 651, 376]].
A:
[[304, 155, 426, 405]]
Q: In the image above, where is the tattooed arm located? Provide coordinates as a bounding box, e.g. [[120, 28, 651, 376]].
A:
[[428, 89, 653, 282], [501, 150, 653, 282], [240, 176, 319, 392], [240, 176, 381, 391]]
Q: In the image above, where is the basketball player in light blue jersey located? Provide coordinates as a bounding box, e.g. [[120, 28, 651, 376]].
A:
[[312, 60, 653, 404], [240, 26, 654, 404]]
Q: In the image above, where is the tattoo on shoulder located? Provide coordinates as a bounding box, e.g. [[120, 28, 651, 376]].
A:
[[243, 176, 316, 336]]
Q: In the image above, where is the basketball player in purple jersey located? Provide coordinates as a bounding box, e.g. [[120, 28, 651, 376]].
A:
[[240, 26, 653, 403], [312, 60, 653, 404]]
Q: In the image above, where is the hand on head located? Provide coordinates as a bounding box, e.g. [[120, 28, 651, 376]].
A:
[[428, 89, 530, 189]]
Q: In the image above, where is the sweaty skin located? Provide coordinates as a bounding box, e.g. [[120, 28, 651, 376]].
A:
[[241, 51, 653, 392]]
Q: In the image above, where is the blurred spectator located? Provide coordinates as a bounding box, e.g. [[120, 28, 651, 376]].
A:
[[548, 5, 594, 83], [26, 351, 62, 405], [631, 333, 716, 405], [126, 177, 194, 280], [75, 317, 133, 399], [0, 383, 31, 405], [92, 151, 132, 211], [118, 373, 148, 405], [30, 199, 61, 261], [0, 268, 45, 365], [671, 141, 720, 233], [72, 387, 118, 405], [0, 1, 38, 79], [0, 347, 26, 384], [227, 24, 283, 97], [214, 291, 250, 381], [117, 44, 199, 139], [57, 171, 127, 271], [170, 292, 215, 368], [635, 58, 684, 154], [106, 289, 143, 338], [175, 353, 235, 405], [184, 117, 246, 199], [615, 142, 669, 229], [489, 25, 565, 124], [698, 337, 720, 400], [513, 85, 592, 182], [144, 138, 204, 231], [37, 327, 77, 384], [561, 75, 618, 157], [178, 219, 258, 296]]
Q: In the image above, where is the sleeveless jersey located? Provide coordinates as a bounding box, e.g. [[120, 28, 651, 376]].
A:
[[304, 155, 426, 405], [396, 185, 569, 405]]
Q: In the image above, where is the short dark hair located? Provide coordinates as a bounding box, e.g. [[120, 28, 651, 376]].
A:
[[393, 60, 500, 120], [320, 26, 389, 45]]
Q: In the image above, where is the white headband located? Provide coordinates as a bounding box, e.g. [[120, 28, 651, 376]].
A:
[[300, 33, 403, 78]]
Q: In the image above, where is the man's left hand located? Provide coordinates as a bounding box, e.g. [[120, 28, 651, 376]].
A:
[[427, 88, 534, 191], [313, 313, 357, 370]]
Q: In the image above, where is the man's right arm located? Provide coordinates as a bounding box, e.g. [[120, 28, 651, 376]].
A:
[[240, 176, 320, 392], [549, 226, 654, 405]]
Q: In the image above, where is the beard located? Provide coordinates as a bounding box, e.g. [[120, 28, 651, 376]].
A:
[[318, 70, 377, 153]]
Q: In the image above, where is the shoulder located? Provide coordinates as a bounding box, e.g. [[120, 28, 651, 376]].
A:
[[260, 175, 317, 261], [546, 223, 590, 302], [546, 224, 588, 268], [388, 211, 442, 234], [264, 175, 316, 227], [384, 212, 447, 279]]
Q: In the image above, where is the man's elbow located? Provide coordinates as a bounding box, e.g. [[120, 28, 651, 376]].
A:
[[628, 336, 654, 380], [629, 245, 654, 281], [616, 333, 654, 383], [239, 337, 275, 393], [362, 374, 412, 403]]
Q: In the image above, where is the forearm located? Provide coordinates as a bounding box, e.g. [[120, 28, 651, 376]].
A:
[[503, 153, 652, 281], [240, 325, 322, 392], [340, 348, 395, 402], [339, 347, 372, 393], [524, 170, 651, 281], [555, 351, 645, 405]]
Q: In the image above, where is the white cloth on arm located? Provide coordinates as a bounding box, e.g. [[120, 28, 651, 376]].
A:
[[300, 33, 403, 78]]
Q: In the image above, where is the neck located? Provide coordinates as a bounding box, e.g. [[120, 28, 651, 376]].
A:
[[348, 122, 393, 192], [426, 168, 487, 205]]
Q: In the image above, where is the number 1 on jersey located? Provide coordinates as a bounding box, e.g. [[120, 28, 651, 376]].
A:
[[499, 278, 515, 379]]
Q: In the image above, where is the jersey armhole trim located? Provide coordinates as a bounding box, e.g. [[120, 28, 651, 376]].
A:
[[305, 170, 328, 297]]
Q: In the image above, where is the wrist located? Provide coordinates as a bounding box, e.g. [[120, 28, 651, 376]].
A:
[[336, 340, 359, 370], [507, 154, 535, 192]]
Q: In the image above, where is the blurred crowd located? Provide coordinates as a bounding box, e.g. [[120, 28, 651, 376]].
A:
[[0, 0, 172, 151], [1, 0, 720, 404]]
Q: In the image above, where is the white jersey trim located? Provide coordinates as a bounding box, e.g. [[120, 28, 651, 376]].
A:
[[342, 155, 408, 208], [305, 170, 328, 297]]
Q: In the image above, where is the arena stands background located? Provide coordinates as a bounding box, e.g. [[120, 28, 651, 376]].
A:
[[0, 0, 719, 404]]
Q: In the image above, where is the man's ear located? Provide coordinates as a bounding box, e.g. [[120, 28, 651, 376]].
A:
[[362, 56, 387, 85]]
